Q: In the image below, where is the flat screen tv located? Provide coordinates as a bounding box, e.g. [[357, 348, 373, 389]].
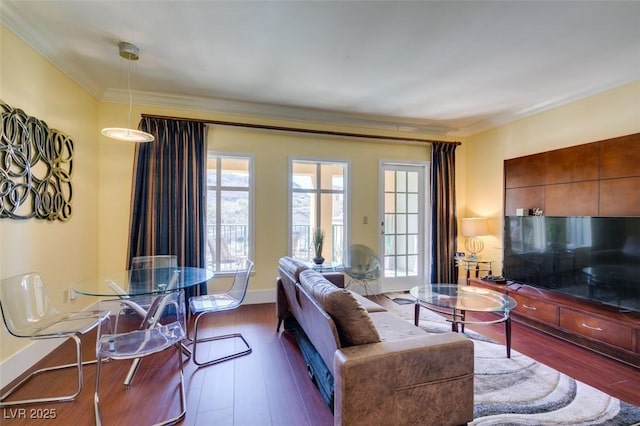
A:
[[503, 216, 640, 314]]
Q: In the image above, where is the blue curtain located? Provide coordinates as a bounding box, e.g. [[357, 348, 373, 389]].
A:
[[127, 117, 207, 299], [430, 142, 459, 283]]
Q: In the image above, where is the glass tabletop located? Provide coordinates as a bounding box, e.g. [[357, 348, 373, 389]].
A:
[[410, 284, 517, 313], [72, 267, 213, 297]]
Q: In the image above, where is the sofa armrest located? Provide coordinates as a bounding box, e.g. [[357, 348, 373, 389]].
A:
[[333, 333, 474, 426]]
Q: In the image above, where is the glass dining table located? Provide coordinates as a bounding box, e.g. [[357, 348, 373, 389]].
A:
[[72, 266, 213, 386], [72, 266, 213, 298]]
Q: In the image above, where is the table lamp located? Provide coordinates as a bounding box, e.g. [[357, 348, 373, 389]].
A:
[[462, 217, 489, 259]]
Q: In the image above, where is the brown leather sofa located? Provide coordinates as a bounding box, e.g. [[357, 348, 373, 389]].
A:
[[276, 257, 474, 426]]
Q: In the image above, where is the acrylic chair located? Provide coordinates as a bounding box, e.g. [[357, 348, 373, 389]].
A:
[[0, 272, 109, 407], [94, 286, 186, 426], [344, 244, 382, 296], [107, 255, 178, 332], [188, 258, 254, 368]]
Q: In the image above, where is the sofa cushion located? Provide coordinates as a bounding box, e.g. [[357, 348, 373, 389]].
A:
[[368, 311, 427, 342], [299, 269, 380, 346], [279, 256, 308, 282], [351, 292, 387, 313]]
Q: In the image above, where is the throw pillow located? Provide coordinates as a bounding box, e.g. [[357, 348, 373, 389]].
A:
[[299, 269, 380, 346]]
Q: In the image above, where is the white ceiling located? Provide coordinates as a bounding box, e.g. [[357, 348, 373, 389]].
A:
[[2, 1, 639, 136]]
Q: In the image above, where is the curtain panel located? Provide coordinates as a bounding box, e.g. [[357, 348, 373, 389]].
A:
[[128, 117, 207, 297], [430, 142, 458, 283]]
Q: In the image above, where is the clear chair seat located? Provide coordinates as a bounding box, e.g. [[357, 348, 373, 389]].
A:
[[28, 311, 106, 337], [189, 294, 238, 313], [98, 323, 185, 359]]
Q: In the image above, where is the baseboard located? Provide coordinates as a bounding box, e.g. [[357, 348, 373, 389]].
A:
[[244, 288, 276, 305], [0, 339, 65, 389]]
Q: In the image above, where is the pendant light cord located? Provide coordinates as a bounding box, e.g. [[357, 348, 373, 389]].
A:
[[126, 59, 133, 130]]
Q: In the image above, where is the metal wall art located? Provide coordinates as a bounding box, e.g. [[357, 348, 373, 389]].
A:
[[0, 100, 73, 221]]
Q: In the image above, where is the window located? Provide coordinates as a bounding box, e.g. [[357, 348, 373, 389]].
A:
[[290, 159, 348, 264], [207, 154, 254, 272]]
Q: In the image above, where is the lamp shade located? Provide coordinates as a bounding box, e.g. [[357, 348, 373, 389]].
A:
[[101, 127, 154, 143], [101, 41, 154, 143], [461, 217, 489, 237]]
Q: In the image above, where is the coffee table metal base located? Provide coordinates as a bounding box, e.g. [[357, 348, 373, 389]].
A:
[[414, 301, 512, 358]]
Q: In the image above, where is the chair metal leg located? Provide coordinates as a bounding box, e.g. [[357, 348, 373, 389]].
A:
[[123, 357, 142, 388], [157, 343, 187, 426], [191, 311, 252, 368], [346, 278, 378, 299], [0, 334, 93, 407], [94, 343, 186, 426], [94, 353, 103, 426]]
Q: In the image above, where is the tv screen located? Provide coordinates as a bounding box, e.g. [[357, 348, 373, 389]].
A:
[[503, 216, 640, 314]]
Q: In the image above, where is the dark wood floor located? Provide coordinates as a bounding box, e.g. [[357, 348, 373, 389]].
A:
[[2, 298, 639, 425]]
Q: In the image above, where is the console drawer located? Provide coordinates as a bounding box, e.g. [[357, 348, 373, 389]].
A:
[[559, 308, 633, 351], [510, 292, 557, 325]]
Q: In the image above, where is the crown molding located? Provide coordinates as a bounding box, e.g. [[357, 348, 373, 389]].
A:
[[1, 5, 106, 99], [458, 74, 640, 137], [101, 89, 456, 136]]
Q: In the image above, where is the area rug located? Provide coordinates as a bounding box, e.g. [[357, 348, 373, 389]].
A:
[[384, 292, 640, 426]]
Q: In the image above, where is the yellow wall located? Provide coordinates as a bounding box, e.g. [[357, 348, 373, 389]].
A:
[[463, 80, 640, 275], [0, 27, 100, 361], [97, 102, 443, 298]]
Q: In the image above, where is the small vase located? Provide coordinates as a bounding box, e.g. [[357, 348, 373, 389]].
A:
[[313, 256, 325, 265]]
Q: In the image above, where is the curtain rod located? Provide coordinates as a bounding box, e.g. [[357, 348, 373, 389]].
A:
[[140, 113, 462, 146]]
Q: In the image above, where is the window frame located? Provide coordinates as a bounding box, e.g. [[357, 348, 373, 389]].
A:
[[206, 151, 255, 274], [288, 156, 351, 264]]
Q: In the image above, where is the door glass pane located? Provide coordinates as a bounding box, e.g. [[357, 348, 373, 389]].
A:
[[385, 171, 395, 192], [396, 193, 406, 213], [408, 193, 418, 213], [385, 214, 395, 235], [385, 194, 395, 213], [408, 214, 419, 234], [384, 234, 395, 255], [396, 235, 407, 255], [397, 256, 407, 277], [407, 255, 418, 275], [407, 235, 418, 255], [397, 214, 407, 234], [396, 171, 406, 192], [385, 256, 396, 275], [407, 171, 418, 192]]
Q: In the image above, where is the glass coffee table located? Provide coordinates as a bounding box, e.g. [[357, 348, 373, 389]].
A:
[[410, 284, 517, 357]]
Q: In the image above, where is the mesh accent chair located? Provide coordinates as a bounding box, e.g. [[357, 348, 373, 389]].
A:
[[0, 272, 110, 407], [94, 286, 186, 426], [344, 244, 382, 296], [188, 258, 254, 368]]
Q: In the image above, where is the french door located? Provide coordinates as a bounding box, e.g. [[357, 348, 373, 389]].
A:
[[378, 161, 428, 293]]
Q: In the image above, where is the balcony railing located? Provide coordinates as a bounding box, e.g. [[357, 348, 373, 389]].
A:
[[205, 223, 343, 269], [207, 224, 248, 271], [292, 224, 343, 264]]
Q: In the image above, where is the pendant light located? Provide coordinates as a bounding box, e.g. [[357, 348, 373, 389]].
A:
[[101, 41, 154, 143]]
